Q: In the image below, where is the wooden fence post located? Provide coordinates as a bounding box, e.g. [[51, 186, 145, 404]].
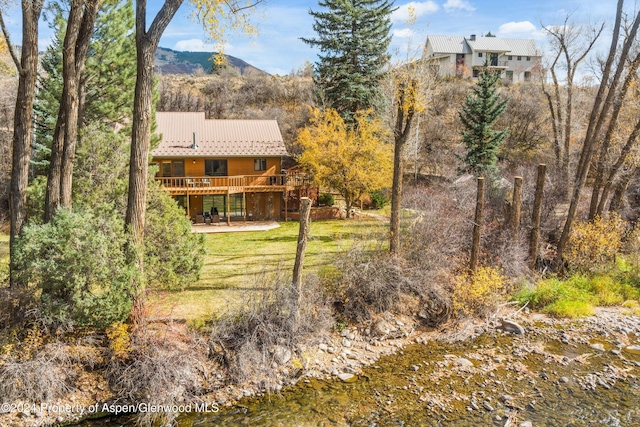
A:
[[292, 197, 312, 296], [529, 164, 546, 269], [470, 177, 485, 274], [511, 176, 523, 240]]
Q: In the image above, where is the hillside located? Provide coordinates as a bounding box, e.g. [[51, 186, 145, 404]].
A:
[[154, 47, 266, 76]]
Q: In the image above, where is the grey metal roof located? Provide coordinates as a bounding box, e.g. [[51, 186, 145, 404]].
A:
[[152, 112, 288, 158], [501, 38, 540, 56], [426, 35, 471, 54], [466, 37, 511, 52], [425, 35, 540, 57]]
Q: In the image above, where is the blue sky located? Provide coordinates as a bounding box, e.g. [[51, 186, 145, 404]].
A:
[[2, 0, 621, 75]]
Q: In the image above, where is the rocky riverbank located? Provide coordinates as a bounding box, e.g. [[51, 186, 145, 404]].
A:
[[2, 306, 639, 426]]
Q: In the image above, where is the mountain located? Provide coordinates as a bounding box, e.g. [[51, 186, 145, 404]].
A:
[[154, 47, 266, 76]]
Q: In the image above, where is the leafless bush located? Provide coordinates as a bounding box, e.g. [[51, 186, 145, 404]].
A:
[[0, 342, 77, 402], [209, 272, 332, 388], [337, 247, 452, 325], [106, 333, 209, 426], [0, 287, 38, 329]]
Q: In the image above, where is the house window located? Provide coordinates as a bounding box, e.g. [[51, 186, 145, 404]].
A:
[[205, 159, 228, 176], [162, 162, 172, 177], [172, 160, 185, 177], [473, 69, 480, 78], [508, 55, 513, 60], [517, 56, 522, 61], [505, 70, 514, 83], [526, 56, 531, 61], [254, 158, 267, 171], [478, 52, 483, 58], [175, 195, 187, 211], [524, 71, 531, 82]]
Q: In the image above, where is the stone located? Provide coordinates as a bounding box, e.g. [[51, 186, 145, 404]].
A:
[[341, 329, 350, 337], [342, 338, 352, 348], [273, 346, 292, 365], [374, 319, 393, 336], [560, 376, 569, 383], [611, 349, 621, 356], [410, 365, 420, 371], [624, 345, 640, 355], [482, 401, 494, 411], [319, 343, 328, 352], [337, 373, 356, 383], [520, 422, 533, 427], [501, 319, 525, 335], [457, 357, 474, 367], [590, 343, 605, 351]]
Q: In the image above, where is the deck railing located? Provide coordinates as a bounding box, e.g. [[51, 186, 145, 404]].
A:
[[156, 173, 309, 194]]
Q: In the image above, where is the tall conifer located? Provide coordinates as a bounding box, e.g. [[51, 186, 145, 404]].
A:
[[302, 0, 394, 122], [458, 67, 509, 177]]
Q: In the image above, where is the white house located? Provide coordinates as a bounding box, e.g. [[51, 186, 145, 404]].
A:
[[423, 34, 542, 82]]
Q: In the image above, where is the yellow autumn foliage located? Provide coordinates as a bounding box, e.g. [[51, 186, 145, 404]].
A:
[[297, 108, 393, 212], [566, 214, 626, 273], [106, 321, 131, 359], [453, 266, 507, 316]]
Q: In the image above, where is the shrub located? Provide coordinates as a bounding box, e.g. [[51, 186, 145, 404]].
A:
[[369, 189, 389, 209], [210, 272, 333, 387], [336, 247, 452, 324], [145, 182, 204, 290], [318, 193, 334, 206], [14, 207, 135, 328], [452, 266, 508, 317], [566, 214, 626, 273]]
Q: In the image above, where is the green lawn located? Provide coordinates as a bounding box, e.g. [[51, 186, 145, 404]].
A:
[[0, 219, 389, 321], [148, 219, 388, 321]]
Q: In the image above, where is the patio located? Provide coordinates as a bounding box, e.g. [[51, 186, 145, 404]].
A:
[[191, 221, 281, 233]]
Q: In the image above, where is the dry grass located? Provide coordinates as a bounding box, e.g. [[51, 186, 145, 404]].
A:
[[209, 271, 333, 388]]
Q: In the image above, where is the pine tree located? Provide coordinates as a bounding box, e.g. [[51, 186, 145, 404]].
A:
[[33, 0, 136, 171], [302, 0, 394, 122], [458, 67, 509, 177]]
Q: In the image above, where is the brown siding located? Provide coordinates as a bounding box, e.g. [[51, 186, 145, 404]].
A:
[[153, 157, 281, 177]]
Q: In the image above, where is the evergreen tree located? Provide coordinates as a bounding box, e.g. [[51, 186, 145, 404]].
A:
[[302, 0, 395, 122], [33, 0, 136, 171], [458, 67, 509, 177]]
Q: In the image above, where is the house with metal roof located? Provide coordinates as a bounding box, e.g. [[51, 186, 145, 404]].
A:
[[151, 112, 308, 224], [423, 34, 542, 82]]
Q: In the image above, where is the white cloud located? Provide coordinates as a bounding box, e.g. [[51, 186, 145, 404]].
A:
[[391, 1, 439, 23], [393, 28, 415, 38], [173, 39, 215, 52], [443, 0, 475, 13], [497, 21, 545, 39]]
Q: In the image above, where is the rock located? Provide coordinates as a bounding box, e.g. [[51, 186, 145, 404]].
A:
[[342, 338, 352, 348], [611, 349, 621, 356], [347, 333, 355, 340], [374, 319, 393, 336], [410, 365, 420, 371], [327, 346, 336, 354], [273, 346, 292, 365], [457, 357, 474, 367], [624, 345, 640, 355], [590, 343, 605, 351], [337, 373, 356, 383], [483, 401, 494, 411], [560, 376, 569, 383], [341, 329, 350, 337], [319, 343, 328, 352], [520, 422, 533, 427], [501, 319, 525, 335]]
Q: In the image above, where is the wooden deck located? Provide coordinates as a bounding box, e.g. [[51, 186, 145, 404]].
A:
[[156, 174, 309, 195]]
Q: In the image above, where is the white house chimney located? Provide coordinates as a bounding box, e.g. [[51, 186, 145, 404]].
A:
[[470, 34, 476, 41], [192, 132, 198, 150]]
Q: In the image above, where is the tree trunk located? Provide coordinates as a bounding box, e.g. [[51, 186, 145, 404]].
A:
[[8, 0, 44, 287], [390, 81, 415, 255], [556, 0, 637, 271], [292, 197, 312, 293], [125, 0, 183, 303], [60, 0, 102, 208], [510, 176, 523, 240], [44, 108, 66, 222], [470, 177, 484, 274], [529, 164, 546, 269], [609, 167, 636, 214]]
